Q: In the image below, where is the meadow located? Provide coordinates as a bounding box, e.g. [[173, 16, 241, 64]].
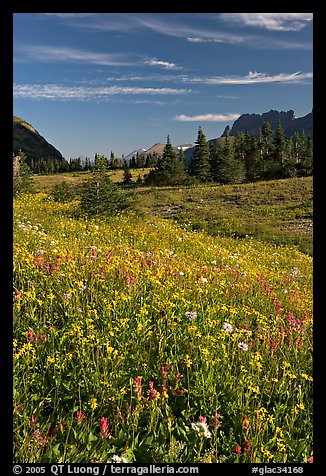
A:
[[32, 173, 313, 255], [13, 190, 313, 463]]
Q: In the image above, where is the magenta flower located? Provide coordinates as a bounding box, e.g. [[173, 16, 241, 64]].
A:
[[235, 445, 242, 454], [149, 388, 159, 400], [30, 415, 38, 426], [99, 417, 110, 439], [76, 411, 85, 423]]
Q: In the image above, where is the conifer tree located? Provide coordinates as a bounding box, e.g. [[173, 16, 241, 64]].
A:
[[273, 123, 288, 166], [215, 135, 246, 184], [122, 164, 133, 185], [145, 136, 186, 186], [80, 169, 129, 216], [13, 151, 34, 195], [243, 134, 261, 182], [190, 127, 211, 182]]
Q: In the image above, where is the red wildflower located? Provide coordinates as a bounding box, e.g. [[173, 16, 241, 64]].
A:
[[30, 415, 38, 426], [99, 416, 110, 439], [76, 411, 85, 423], [149, 389, 159, 400], [244, 438, 251, 453]]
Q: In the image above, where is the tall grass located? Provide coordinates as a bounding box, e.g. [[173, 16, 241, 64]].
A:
[[13, 193, 313, 463]]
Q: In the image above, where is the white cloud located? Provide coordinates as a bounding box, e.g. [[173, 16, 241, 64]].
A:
[[13, 83, 191, 101], [175, 113, 240, 122], [184, 71, 313, 85], [15, 45, 138, 66], [219, 13, 313, 31], [144, 58, 182, 70], [187, 36, 238, 44]]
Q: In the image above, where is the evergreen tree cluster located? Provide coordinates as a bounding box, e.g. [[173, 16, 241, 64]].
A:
[[145, 123, 312, 187]]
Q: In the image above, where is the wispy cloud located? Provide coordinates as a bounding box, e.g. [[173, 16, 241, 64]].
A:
[[175, 113, 240, 122], [144, 58, 182, 70], [139, 15, 311, 50], [219, 13, 313, 31], [183, 71, 313, 85], [137, 15, 245, 44], [14, 44, 139, 66], [37, 14, 312, 50], [13, 83, 191, 101]]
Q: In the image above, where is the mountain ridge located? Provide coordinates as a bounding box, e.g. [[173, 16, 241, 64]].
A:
[[13, 116, 65, 166], [229, 109, 312, 138]]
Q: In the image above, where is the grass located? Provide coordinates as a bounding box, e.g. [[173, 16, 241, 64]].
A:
[[32, 173, 313, 255], [135, 177, 313, 255], [13, 192, 313, 463], [32, 169, 151, 190]]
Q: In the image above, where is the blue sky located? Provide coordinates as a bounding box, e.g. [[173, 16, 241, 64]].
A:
[[13, 13, 313, 159]]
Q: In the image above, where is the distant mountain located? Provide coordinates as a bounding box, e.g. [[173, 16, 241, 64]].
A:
[[13, 116, 66, 165], [124, 143, 193, 162], [174, 144, 193, 152], [184, 137, 230, 165], [184, 109, 312, 164], [124, 148, 147, 161], [144, 143, 166, 156], [230, 109, 313, 138]]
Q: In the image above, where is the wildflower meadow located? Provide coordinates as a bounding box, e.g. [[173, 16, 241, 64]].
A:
[[13, 193, 313, 463]]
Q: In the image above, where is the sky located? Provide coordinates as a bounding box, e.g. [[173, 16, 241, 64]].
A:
[[13, 13, 313, 159]]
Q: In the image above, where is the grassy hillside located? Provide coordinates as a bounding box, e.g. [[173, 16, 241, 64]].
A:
[[135, 177, 313, 255], [13, 193, 313, 463], [32, 174, 313, 255]]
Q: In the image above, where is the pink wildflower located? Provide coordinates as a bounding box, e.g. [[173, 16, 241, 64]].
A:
[[76, 411, 85, 423], [134, 376, 143, 399], [99, 417, 110, 440], [149, 389, 159, 400], [30, 415, 38, 426], [244, 438, 251, 453]]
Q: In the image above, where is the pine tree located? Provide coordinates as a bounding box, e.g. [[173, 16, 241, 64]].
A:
[[243, 134, 262, 182], [259, 122, 274, 159], [122, 165, 133, 185], [273, 123, 288, 166], [13, 151, 34, 195], [296, 133, 313, 176], [145, 136, 186, 186], [80, 170, 129, 216], [215, 135, 246, 184], [190, 127, 211, 182], [282, 137, 297, 178], [94, 154, 108, 171]]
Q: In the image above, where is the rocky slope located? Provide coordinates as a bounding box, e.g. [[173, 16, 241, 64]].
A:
[[230, 109, 312, 138]]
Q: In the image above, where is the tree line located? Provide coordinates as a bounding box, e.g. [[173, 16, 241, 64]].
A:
[[24, 150, 162, 175], [15, 121, 312, 188], [144, 122, 312, 187]]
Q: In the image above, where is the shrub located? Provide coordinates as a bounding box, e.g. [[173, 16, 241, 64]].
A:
[[79, 171, 130, 216], [51, 181, 76, 202]]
